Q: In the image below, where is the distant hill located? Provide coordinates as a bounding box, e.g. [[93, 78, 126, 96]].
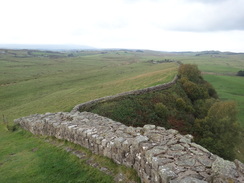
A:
[[0, 44, 96, 51]]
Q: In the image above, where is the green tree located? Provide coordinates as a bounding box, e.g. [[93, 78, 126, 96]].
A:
[[180, 78, 206, 101], [178, 64, 202, 83], [194, 101, 241, 160]]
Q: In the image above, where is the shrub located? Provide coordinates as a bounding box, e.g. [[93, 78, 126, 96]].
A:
[[154, 103, 168, 119], [237, 70, 244, 76]]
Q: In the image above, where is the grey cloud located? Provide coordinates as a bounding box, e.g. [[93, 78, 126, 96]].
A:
[[163, 0, 244, 32]]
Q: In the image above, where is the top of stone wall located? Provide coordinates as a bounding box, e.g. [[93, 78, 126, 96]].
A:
[[15, 111, 244, 183]]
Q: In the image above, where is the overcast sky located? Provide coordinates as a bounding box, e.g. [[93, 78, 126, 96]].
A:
[[1, 0, 244, 52]]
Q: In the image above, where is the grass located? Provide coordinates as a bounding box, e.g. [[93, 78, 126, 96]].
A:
[[0, 125, 139, 183], [1, 49, 244, 180], [0, 50, 177, 122], [202, 74, 244, 126], [0, 49, 177, 182]]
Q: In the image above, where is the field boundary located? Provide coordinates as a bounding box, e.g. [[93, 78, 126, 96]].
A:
[[71, 75, 178, 113]]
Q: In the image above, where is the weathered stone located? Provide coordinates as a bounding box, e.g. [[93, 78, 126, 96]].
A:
[[197, 155, 213, 168], [148, 133, 165, 142], [158, 166, 177, 182], [178, 177, 207, 183], [114, 137, 126, 148], [143, 124, 156, 131], [179, 137, 191, 144], [192, 166, 206, 172], [151, 169, 160, 183], [170, 144, 184, 151], [156, 126, 166, 131], [140, 142, 155, 151], [125, 126, 136, 136], [132, 135, 149, 148], [145, 146, 168, 163], [212, 157, 239, 179], [189, 148, 204, 156], [190, 143, 209, 153], [235, 159, 244, 175], [177, 155, 196, 167], [167, 129, 178, 135], [169, 150, 187, 157], [167, 138, 178, 146]]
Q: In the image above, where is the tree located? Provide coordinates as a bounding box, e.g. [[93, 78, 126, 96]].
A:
[[194, 101, 241, 160], [178, 64, 202, 83], [180, 78, 207, 101]]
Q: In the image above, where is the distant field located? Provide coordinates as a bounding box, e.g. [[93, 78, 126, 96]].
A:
[[0, 50, 178, 122], [202, 75, 244, 126]]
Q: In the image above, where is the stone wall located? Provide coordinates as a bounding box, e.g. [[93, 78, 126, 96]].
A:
[[15, 111, 244, 183], [71, 75, 178, 113]]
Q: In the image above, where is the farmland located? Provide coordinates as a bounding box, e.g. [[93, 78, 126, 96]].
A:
[[0, 49, 177, 183], [0, 49, 243, 182], [0, 49, 178, 122]]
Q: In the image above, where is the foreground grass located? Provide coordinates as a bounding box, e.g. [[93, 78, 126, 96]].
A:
[[0, 124, 140, 183], [0, 125, 112, 183]]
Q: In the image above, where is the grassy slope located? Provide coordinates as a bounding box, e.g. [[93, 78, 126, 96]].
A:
[[0, 50, 177, 182], [0, 125, 112, 183], [0, 50, 177, 122], [0, 125, 140, 183]]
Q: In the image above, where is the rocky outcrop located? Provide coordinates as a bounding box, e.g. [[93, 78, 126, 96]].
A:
[[71, 75, 178, 113], [15, 111, 244, 183]]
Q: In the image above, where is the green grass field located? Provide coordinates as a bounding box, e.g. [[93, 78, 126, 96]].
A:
[[0, 49, 177, 182], [202, 75, 244, 126], [1, 50, 243, 181], [0, 50, 177, 123]]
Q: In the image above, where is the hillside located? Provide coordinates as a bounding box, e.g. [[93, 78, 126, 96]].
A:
[[0, 49, 177, 183], [1, 49, 243, 182], [85, 64, 242, 161]]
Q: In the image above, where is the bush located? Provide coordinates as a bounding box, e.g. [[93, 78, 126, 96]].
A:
[[154, 103, 168, 119], [237, 70, 244, 76]]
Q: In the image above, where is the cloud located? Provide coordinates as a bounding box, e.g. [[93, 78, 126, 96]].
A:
[[0, 0, 243, 52], [157, 0, 244, 31]]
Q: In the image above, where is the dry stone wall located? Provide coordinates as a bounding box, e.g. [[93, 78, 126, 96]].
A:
[[15, 111, 244, 183], [71, 75, 178, 113]]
